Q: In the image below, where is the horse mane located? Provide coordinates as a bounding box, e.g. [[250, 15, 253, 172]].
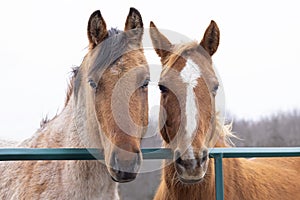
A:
[[35, 67, 79, 129], [65, 66, 80, 107], [87, 27, 126, 79], [212, 113, 236, 147], [108, 27, 122, 37], [64, 28, 124, 108], [40, 115, 50, 129]]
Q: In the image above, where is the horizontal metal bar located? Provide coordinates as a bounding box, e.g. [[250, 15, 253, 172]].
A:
[[142, 148, 173, 159], [0, 148, 98, 161], [0, 148, 173, 161], [0, 147, 299, 161], [209, 147, 300, 158]]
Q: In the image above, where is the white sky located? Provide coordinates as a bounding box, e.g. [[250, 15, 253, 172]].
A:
[[0, 0, 300, 140]]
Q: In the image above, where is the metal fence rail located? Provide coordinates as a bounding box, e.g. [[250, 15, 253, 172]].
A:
[[1, 147, 300, 200], [209, 147, 300, 200], [0, 148, 173, 161]]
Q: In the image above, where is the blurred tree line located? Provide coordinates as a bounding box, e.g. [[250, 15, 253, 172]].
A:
[[119, 110, 300, 200], [231, 110, 300, 147]]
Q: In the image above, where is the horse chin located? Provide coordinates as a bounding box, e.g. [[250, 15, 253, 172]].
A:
[[109, 170, 138, 183], [178, 176, 204, 184], [175, 167, 206, 184], [110, 175, 136, 183]]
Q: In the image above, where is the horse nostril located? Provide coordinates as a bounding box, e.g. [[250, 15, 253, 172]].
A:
[[133, 148, 140, 154], [200, 148, 208, 165], [175, 150, 181, 160], [175, 150, 184, 166], [201, 155, 207, 164], [203, 149, 208, 157], [176, 156, 184, 166]]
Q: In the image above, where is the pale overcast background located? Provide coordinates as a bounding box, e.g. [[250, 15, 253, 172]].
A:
[[0, 0, 300, 140]]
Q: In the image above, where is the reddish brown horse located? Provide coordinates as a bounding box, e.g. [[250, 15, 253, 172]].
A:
[[0, 8, 149, 199], [150, 21, 300, 200]]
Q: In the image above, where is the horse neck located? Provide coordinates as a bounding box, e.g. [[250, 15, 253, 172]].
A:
[[17, 94, 119, 199]]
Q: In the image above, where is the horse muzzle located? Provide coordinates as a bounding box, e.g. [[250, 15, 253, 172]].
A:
[[174, 148, 209, 184], [108, 149, 142, 183]]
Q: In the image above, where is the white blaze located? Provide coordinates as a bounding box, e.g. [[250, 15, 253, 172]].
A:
[[180, 59, 201, 157]]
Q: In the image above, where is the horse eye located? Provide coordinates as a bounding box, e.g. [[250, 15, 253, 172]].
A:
[[214, 85, 219, 91], [159, 85, 168, 93], [212, 84, 219, 95], [141, 79, 150, 89], [88, 79, 97, 89]]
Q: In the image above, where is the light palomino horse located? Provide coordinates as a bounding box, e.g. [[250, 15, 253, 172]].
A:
[[0, 8, 149, 199], [150, 21, 300, 200]]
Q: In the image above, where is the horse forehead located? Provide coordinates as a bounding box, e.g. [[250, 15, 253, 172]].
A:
[[160, 52, 215, 86], [180, 59, 202, 87], [161, 58, 202, 84], [121, 51, 148, 69]]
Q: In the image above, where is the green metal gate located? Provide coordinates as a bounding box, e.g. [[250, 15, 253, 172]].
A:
[[1, 147, 300, 200]]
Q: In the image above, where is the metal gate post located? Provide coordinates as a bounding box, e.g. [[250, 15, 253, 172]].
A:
[[214, 153, 224, 200]]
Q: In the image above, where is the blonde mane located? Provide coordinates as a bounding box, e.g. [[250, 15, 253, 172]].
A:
[[213, 113, 235, 147], [65, 67, 79, 107]]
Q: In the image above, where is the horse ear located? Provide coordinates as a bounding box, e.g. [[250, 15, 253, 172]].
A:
[[200, 20, 220, 56], [124, 7, 143, 43], [149, 21, 172, 62], [87, 10, 108, 50]]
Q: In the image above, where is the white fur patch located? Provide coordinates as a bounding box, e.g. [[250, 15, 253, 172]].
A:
[[180, 59, 201, 144], [180, 59, 201, 88], [182, 147, 196, 160]]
